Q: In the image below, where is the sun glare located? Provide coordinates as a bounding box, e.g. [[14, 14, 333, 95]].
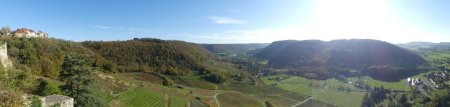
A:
[[293, 0, 444, 43]]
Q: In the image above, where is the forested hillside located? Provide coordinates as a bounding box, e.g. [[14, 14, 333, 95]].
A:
[[0, 37, 106, 106], [255, 39, 425, 81], [82, 38, 213, 75], [2, 37, 95, 79]]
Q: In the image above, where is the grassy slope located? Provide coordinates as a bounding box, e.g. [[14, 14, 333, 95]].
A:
[[113, 87, 165, 107], [189, 99, 208, 107], [217, 92, 264, 107], [224, 76, 337, 107], [424, 51, 450, 61], [297, 99, 335, 107], [177, 76, 218, 90], [348, 76, 412, 91], [95, 72, 214, 107], [94, 57, 332, 107], [423, 51, 450, 69], [168, 96, 188, 107], [263, 76, 365, 107]]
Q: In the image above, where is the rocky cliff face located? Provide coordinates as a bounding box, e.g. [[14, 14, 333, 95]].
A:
[[0, 42, 13, 69]]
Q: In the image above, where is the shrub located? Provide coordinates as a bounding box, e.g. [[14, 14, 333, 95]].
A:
[[36, 79, 61, 96]]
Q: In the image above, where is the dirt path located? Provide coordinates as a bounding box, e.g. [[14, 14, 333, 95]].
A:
[[291, 96, 314, 107], [291, 85, 329, 107], [112, 84, 137, 97], [213, 92, 226, 107], [186, 101, 191, 107], [164, 94, 169, 107]]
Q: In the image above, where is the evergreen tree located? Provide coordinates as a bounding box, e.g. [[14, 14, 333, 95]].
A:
[[59, 53, 104, 107], [36, 79, 61, 96]]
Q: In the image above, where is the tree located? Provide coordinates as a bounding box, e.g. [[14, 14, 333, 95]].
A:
[[59, 53, 103, 107], [432, 93, 450, 107], [36, 79, 61, 96], [265, 101, 274, 107], [40, 57, 58, 78], [204, 72, 231, 83], [162, 76, 173, 86], [1, 26, 11, 35], [31, 96, 43, 107], [76, 94, 106, 107]]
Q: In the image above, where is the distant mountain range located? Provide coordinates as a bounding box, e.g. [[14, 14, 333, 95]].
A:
[[255, 39, 425, 81], [202, 43, 269, 54], [397, 42, 450, 52]]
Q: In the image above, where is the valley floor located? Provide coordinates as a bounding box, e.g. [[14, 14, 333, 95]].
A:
[[93, 69, 449, 107]]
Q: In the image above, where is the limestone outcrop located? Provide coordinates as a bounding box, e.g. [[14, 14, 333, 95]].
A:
[[0, 42, 12, 69]]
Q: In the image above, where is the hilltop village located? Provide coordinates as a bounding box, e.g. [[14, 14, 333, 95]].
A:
[[0, 27, 49, 69], [0, 27, 48, 38], [0, 27, 74, 107]]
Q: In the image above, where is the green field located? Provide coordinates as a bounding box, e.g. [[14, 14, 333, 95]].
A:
[[423, 50, 450, 69], [263, 76, 366, 107], [168, 96, 188, 107], [98, 72, 217, 107], [189, 99, 208, 107], [113, 87, 165, 107], [348, 76, 412, 91], [297, 99, 335, 107], [217, 92, 264, 107], [177, 76, 218, 90], [424, 51, 450, 61]]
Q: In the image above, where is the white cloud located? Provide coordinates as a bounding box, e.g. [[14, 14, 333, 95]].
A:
[[92, 25, 112, 29], [207, 16, 246, 24]]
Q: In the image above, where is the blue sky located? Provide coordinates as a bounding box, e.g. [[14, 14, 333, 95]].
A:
[[0, 0, 449, 43]]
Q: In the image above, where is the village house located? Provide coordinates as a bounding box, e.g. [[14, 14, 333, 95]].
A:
[[423, 71, 449, 89], [13, 28, 48, 38], [407, 77, 421, 86]]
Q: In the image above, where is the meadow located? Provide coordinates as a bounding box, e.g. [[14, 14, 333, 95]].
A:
[[347, 76, 412, 91], [423, 51, 450, 61], [112, 87, 166, 107], [216, 92, 264, 107], [263, 75, 365, 107]]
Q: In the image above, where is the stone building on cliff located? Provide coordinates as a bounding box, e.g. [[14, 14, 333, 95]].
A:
[[0, 27, 48, 38], [13, 28, 48, 38]]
